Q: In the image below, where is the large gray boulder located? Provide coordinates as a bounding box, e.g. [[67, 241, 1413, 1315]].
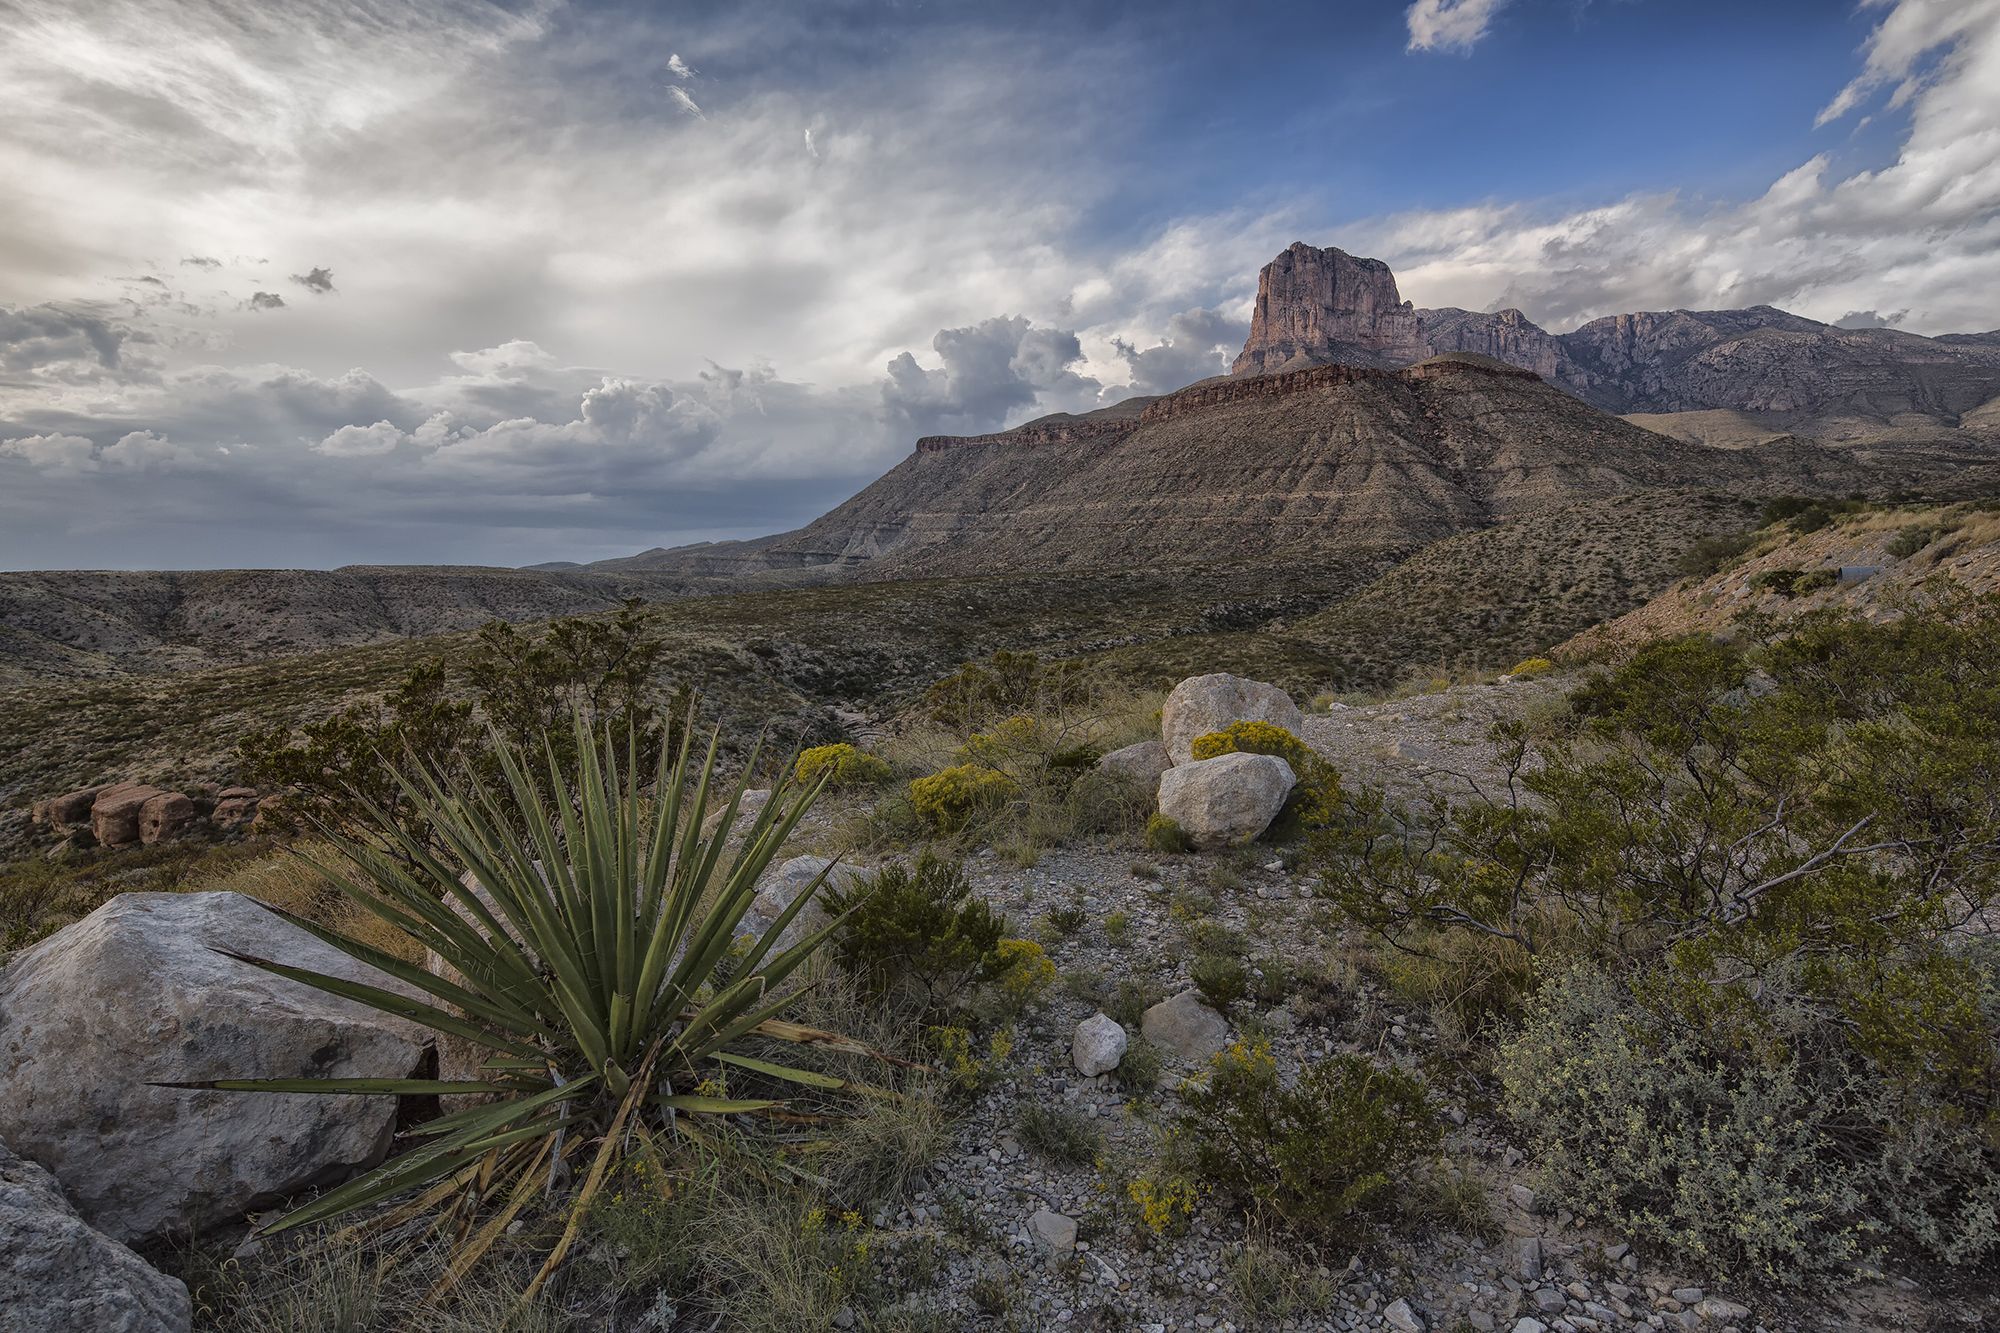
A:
[[0, 1138, 191, 1333], [1096, 740, 1172, 787], [1160, 673, 1303, 765], [0, 892, 432, 1245], [737, 855, 866, 949], [1141, 990, 1230, 1063], [1156, 752, 1296, 849]]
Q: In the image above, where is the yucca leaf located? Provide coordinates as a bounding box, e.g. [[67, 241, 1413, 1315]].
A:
[[153, 1078, 518, 1096], [657, 1094, 784, 1113]]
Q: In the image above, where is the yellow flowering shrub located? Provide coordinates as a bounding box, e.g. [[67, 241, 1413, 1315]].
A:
[[909, 764, 1015, 832], [1189, 721, 1342, 831], [795, 742, 892, 788]]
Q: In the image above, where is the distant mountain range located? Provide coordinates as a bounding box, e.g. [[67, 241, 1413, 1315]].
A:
[[1236, 241, 2000, 441], [5, 241, 1997, 683]]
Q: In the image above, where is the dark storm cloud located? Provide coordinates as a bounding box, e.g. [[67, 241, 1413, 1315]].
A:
[[180, 256, 222, 269], [1835, 309, 1909, 329], [247, 291, 286, 311], [289, 266, 335, 294], [0, 302, 144, 375], [1111, 306, 1246, 394]]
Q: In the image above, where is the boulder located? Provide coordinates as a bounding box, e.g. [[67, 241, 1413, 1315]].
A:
[[0, 1139, 191, 1333], [0, 892, 431, 1244], [211, 795, 259, 830], [137, 792, 195, 845], [1096, 740, 1172, 787], [38, 786, 106, 833], [1156, 752, 1295, 849], [1141, 989, 1229, 1063], [90, 784, 166, 849], [737, 855, 865, 949], [1160, 673, 1303, 764], [1071, 1012, 1128, 1077], [700, 787, 771, 841]]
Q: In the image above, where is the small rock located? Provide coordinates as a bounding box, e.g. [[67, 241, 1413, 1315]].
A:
[[1671, 1288, 1705, 1306], [1028, 1208, 1078, 1256], [1696, 1297, 1750, 1322], [1511, 1321, 1548, 1333], [1508, 1183, 1538, 1214], [1503, 1235, 1542, 1281], [1071, 1012, 1128, 1077], [1385, 1297, 1426, 1333], [1530, 1287, 1566, 1314]]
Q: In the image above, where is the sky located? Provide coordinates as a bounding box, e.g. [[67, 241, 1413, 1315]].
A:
[[2, 0, 1997, 570]]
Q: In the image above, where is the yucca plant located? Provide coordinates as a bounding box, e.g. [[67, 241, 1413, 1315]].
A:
[[179, 711, 892, 1296]]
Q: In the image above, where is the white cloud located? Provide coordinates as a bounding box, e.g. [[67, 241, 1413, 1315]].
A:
[[1405, 0, 1511, 53], [317, 420, 405, 456], [664, 86, 704, 118], [0, 432, 97, 473], [666, 52, 696, 79]]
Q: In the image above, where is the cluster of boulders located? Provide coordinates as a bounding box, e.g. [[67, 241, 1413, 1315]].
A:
[[1097, 671, 1304, 849], [0, 892, 434, 1331], [29, 781, 269, 852]]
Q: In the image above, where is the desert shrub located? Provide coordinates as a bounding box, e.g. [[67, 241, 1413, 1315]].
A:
[[1759, 496, 1818, 525], [823, 851, 1007, 1018], [1040, 902, 1088, 939], [1507, 656, 1555, 677], [1888, 524, 1941, 559], [1677, 529, 1759, 578], [1018, 1103, 1103, 1165], [1115, 1036, 1164, 1094], [990, 937, 1056, 1013], [1500, 963, 2000, 1283], [238, 602, 681, 858], [1749, 567, 1805, 596], [924, 650, 1091, 730], [1190, 720, 1342, 832], [1177, 1039, 1438, 1241], [1793, 568, 1838, 595], [795, 742, 892, 789], [907, 764, 1015, 833], [1145, 813, 1193, 853], [1104, 909, 1132, 942], [1191, 953, 1249, 1011]]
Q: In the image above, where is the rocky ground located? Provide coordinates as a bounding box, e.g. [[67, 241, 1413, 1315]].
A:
[[846, 834, 1987, 1333]]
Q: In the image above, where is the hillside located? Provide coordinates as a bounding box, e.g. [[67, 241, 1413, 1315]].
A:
[[0, 565, 737, 687], [610, 356, 1870, 580], [1561, 498, 2000, 659]]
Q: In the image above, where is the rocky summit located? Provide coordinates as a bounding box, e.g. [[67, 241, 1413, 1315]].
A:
[[1230, 241, 1427, 375], [1235, 241, 2000, 441]]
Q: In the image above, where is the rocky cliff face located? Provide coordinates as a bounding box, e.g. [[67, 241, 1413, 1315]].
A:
[[1229, 243, 2000, 436], [1230, 243, 1425, 375]]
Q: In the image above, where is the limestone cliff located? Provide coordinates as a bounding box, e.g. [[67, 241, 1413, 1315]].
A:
[[1230, 243, 1425, 375]]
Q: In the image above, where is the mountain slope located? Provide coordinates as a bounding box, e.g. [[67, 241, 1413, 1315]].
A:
[[610, 356, 1867, 580]]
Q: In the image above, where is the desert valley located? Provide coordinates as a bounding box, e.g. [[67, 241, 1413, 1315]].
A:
[[3, 3, 1999, 1333]]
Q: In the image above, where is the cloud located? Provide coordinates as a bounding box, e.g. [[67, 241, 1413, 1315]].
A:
[[0, 302, 144, 375], [1406, 0, 1511, 53], [247, 291, 286, 311], [0, 432, 97, 474], [1835, 308, 1909, 328], [317, 420, 406, 456], [1816, 0, 1992, 126], [1111, 306, 1246, 394], [666, 52, 696, 79], [289, 266, 335, 294], [881, 316, 1102, 436], [664, 85, 704, 118], [180, 256, 221, 269]]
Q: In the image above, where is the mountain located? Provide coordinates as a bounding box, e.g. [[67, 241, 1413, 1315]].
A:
[[607, 354, 1876, 581], [1230, 242, 1425, 375], [1232, 242, 2000, 442]]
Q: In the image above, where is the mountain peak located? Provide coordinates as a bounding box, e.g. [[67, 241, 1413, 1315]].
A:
[[1231, 242, 1426, 376]]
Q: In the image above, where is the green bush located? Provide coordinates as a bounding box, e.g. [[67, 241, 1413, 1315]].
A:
[[1500, 964, 2000, 1283], [1191, 953, 1249, 1011], [1887, 524, 1940, 559], [1145, 813, 1192, 854], [795, 743, 892, 789], [1177, 1039, 1438, 1240], [907, 764, 1015, 832], [823, 851, 1007, 1017], [1749, 567, 1805, 596], [1676, 529, 1759, 578]]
